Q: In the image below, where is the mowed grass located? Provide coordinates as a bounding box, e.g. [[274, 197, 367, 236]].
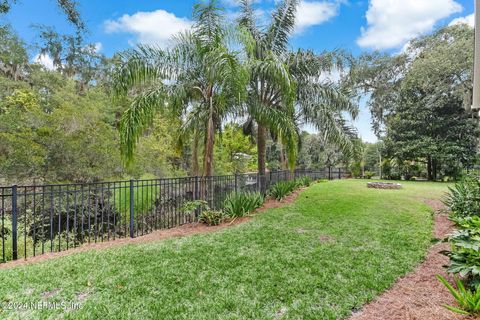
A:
[[0, 180, 450, 320]]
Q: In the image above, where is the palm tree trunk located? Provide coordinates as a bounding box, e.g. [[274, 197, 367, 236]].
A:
[[257, 124, 267, 194], [203, 97, 215, 177], [279, 144, 287, 169], [192, 130, 200, 176]]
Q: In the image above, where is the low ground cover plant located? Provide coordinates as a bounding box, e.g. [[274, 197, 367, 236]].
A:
[[269, 180, 297, 200], [440, 176, 480, 316], [182, 200, 225, 226], [444, 174, 480, 217], [198, 210, 225, 226], [223, 191, 264, 218], [295, 176, 312, 187], [269, 177, 316, 201]]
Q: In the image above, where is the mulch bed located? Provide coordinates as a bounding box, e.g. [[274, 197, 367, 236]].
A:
[[349, 199, 475, 320], [0, 189, 304, 270]]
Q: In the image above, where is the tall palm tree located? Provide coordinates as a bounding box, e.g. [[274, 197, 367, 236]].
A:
[[238, 0, 299, 193], [113, 0, 248, 178], [238, 0, 358, 192], [287, 49, 359, 152]]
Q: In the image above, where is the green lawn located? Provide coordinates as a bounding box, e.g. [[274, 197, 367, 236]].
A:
[[0, 180, 450, 320]]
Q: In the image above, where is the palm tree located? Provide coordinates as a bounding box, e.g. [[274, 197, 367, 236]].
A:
[[238, 0, 299, 193], [113, 0, 248, 178], [287, 49, 359, 153], [238, 0, 357, 193]]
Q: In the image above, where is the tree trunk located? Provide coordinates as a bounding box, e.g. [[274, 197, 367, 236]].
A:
[[203, 97, 215, 177], [427, 156, 432, 181], [192, 130, 200, 176], [279, 144, 287, 169], [432, 158, 437, 181], [257, 124, 267, 194]]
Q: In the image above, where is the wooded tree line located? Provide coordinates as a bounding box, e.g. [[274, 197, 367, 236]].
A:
[[347, 24, 479, 180], [0, 0, 355, 185], [0, 0, 476, 185]]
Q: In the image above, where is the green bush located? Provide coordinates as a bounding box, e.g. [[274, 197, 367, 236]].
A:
[[269, 180, 297, 201], [295, 176, 312, 187], [181, 200, 208, 214], [198, 210, 224, 226], [444, 175, 480, 218], [441, 182, 480, 314], [223, 192, 263, 218], [363, 171, 375, 179], [443, 217, 480, 287], [437, 275, 480, 316]]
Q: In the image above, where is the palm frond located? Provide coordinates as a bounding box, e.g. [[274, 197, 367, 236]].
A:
[[265, 0, 299, 54], [119, 86, 167, 164]]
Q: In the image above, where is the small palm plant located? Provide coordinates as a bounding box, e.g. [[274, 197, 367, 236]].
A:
[[437, 275, 480, 316]]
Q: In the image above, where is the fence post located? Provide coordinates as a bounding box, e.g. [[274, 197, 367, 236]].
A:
[[328, 167, 332, 180], [129, 180, 134, 238], [338, 168, 341, 179], [11, 185, 18, 260]]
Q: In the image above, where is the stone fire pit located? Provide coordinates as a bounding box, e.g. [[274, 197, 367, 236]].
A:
[[367, 182, 402, 190]]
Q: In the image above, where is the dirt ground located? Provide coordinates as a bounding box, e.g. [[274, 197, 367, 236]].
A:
[[0, 189, 303, 270], [349, 199, 476, 320]]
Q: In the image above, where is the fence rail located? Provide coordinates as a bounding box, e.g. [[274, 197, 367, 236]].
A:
[[0, 168, 347, 263]]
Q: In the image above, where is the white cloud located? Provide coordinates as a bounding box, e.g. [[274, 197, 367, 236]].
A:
[[449, 13, 474, 27], [33, 54, 55, 71], [357, 0, 463, 50], [104, 10, 192, 47], [295, 1, 339, 34]]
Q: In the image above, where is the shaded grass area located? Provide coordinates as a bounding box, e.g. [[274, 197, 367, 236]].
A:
[[0, 180, 449, 319]]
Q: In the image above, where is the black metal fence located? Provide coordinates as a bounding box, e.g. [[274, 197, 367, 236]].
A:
[[0, 168, 347, 263]]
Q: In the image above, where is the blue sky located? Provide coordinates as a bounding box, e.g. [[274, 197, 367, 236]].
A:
[[1, 0, 475, 142]]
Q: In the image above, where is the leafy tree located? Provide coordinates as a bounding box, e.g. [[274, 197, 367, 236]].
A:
[[0, 77, 122, 183], [34, 26, 111, 93], [345, 52, 407, 136], [0, 24, 28, 81], [383, 25, 478, 180], [214, 123, 257, 174], [1, 0, 84, 30]]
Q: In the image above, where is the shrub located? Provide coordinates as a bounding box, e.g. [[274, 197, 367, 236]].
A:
[[223, 192, 263, 218], [198, 210, 224, 226], [444, 175, 480, 218], [295, 176, 312, 187], [437, 275, 480, 316], [442, 218, 480, 287], [363, 171, 375, 179], [181, 200, 208, 214], [269, 180, 297, 201]]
